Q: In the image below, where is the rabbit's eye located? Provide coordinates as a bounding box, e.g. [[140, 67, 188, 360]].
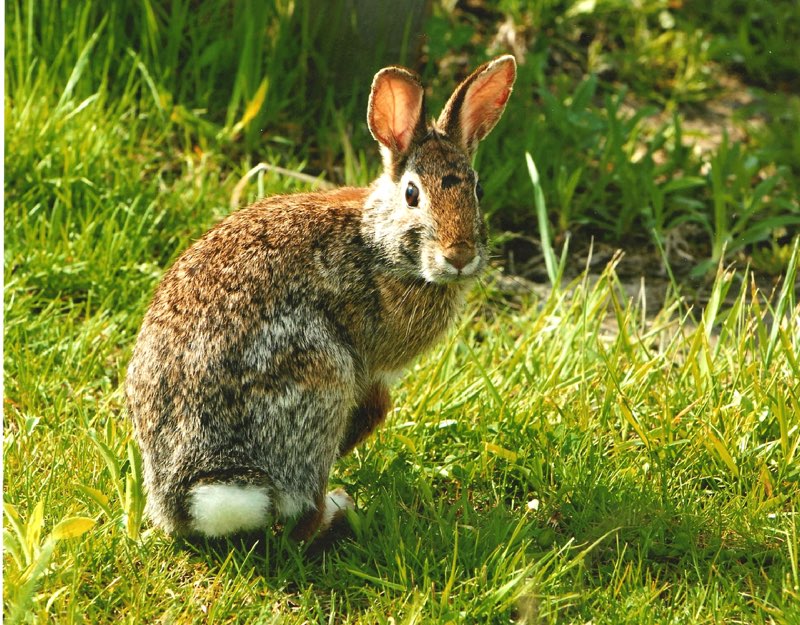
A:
[[405, 182, 420, 207], [475, 181, 484, 201]]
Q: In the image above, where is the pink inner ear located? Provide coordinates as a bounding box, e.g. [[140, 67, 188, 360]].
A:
[[461, 61, 515, 145], [371, 74, 423, 153], [494, 88, 511, 107]]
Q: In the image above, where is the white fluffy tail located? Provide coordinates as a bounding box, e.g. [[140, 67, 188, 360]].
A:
[[188, 483, 271, 537]]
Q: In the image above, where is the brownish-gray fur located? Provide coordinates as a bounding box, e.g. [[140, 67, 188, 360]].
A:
[[126, 56, 516, 537]]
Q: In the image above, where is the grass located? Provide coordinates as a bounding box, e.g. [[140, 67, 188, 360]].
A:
[[5, 233, 800, 622], [4, 0, 800, 623]]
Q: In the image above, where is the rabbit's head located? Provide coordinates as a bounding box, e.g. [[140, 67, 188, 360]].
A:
[[364, 56, 516, 284]]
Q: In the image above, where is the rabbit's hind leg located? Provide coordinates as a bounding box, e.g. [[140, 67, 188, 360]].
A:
[[289, 487, 354, 541], [339, 380, 391, 456]]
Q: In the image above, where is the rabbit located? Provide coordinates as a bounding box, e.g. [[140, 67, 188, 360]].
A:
[[126, 55, 517, 540]]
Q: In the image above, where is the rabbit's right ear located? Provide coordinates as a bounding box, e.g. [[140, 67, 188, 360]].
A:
[[368, 67, 427, 161], [437, 55, 516, 157]]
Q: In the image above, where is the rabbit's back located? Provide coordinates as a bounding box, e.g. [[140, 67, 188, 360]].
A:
[[127, 186, 465, 533], [127, 189, 374, 530]]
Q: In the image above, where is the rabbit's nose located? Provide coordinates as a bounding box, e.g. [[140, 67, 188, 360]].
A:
[[443, 242, 476, 271]]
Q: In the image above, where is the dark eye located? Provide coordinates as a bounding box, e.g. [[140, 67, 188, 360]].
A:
[[475, 180, 484, 201], [405, 182, 420, 207]]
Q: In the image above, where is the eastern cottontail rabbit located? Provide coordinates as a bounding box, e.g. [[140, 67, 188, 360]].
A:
[[126, 56, 517, 539]]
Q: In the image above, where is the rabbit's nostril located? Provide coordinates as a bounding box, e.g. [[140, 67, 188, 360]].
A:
[[442, 242, 476, 271]]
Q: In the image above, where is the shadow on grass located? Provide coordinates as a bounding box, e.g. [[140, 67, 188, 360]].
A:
[[167, 448, 789, 621], [170, 479, 560, 619], [538, 460, 789, 608]]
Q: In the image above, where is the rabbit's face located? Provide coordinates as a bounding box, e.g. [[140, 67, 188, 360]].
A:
[[365, 56, 516, 284], [366, 134, 488, 285], [401, 135, 488, 284]]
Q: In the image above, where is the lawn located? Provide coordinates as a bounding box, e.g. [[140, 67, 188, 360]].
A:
[[4, 1, 800, 623]]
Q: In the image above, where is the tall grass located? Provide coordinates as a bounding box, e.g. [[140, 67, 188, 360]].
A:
[[8, 0, 799, 272]]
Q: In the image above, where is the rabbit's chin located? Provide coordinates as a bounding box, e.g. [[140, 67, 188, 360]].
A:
[[424, 272, 481, 286]]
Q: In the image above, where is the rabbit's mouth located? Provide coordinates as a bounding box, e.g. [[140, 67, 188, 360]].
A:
[[420, 245, 485, 284]]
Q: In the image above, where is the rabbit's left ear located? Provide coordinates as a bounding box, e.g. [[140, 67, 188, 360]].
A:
[[368, 67, 427, 155], [437, 55, 517, 156]]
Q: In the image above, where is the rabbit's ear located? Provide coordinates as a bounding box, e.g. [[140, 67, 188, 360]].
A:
[[368, 67, 426, 155], [437, 55, 517, 156]]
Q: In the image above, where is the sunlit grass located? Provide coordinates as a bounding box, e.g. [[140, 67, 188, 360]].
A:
[[5, 210, 799, 621]]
